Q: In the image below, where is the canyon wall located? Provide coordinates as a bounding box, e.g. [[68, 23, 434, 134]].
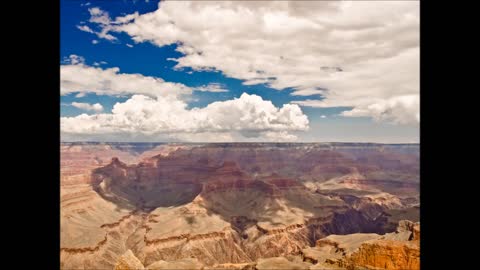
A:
[[61, 143, 419, 269]]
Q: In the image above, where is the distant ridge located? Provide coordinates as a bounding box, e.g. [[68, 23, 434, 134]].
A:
[[60, 142, 419, 146]]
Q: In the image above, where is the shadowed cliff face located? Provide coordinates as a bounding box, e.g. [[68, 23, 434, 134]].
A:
[[91, 157, 204, 209], [62, 143, 419, 269]]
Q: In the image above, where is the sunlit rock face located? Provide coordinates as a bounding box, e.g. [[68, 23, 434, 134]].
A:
[[60, 142, 419, 269]]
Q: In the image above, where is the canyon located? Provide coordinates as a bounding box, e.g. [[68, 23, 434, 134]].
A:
[[60, 142, 419, 269]]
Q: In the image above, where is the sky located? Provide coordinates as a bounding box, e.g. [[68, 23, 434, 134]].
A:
[[60, 0, 419, 143]]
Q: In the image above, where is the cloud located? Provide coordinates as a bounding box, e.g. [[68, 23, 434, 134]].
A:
[[59, 57, 306, 140], [71, 102, 104, 112], [293, 92, 419, 125], [87, 1, 419, 125], [77, 22, 117, 41], [114, 12, 139, 24], [290, 88, 325, 97], [193, 83, 228, 93], [88, 7, 111, 25], [77, 7, 118, 41], [341, 95, 419, 125], [79, 7, 139, 42], [61, 93, 308, 142], [320, 115, 326, 119], [60, 58, 192, 98], [126, 43, 133, 48], [62, 54, 85, 65], [92, 61, 107, 66], [77, 25, 94, 33]]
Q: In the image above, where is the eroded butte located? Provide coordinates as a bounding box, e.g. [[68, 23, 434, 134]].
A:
[[61, 142, 419, 270]]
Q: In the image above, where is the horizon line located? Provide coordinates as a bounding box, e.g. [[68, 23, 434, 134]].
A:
[[60, 141, 419, 145]]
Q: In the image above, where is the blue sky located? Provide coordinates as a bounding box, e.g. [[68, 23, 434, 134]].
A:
[[60, 0, 419, 143]]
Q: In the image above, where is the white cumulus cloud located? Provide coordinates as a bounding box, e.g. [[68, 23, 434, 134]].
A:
[[60, 58, 308, 141], [61, 93, 308, 141]]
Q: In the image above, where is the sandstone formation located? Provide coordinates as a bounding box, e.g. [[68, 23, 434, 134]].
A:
[[342, 221, 420, 270], [110, 220, 420, 270], [345, 239, 419, 270], [114, 250, 145, 270], [61, 143, 419, 270], [300, 220, 420, 270]]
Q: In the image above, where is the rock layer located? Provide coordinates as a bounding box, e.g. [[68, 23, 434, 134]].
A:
[[61, 143, 419, 269], [111, 220, 420, 270], [300, 220, 420, 270], [114, 250, 145, 270]]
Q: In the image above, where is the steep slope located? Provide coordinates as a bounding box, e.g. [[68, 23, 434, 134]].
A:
[[301, 220, 420, 270], [111, 220, 419, 270]]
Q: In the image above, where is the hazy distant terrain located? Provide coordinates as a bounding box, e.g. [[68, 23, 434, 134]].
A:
[[60, 142, 419, 270]]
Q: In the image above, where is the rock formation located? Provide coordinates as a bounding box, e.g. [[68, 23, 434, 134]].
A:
[[255, 257, 312, 270], [114, 250, 145, 270], [146, 258, 203, 270], [110, 220, 419, 270], [61, 143, 419, 269], [341, 221, 420, 270], [300, 220, 420, 270]]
